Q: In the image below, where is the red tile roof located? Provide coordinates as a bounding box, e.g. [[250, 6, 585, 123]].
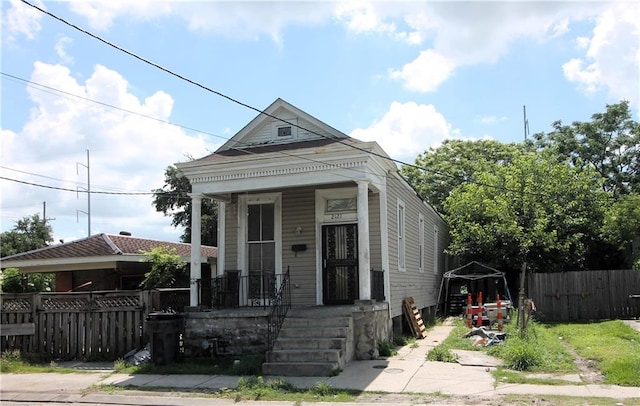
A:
[[1, 233, 217, 262]]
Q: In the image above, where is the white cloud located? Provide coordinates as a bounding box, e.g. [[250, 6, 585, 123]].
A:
[[54, 36, 74, 64], [67, 0, 332, 41], [2, 0, 44, 41], [475, 115, 508, 125], [389, 49, 456, 92], [562, 3, 640, 107], [68, 0, 173, 31], [350, 101, 456, 163], [1, 61, 216, 242], [334, 1, 396, 35], [384, 2, 605, 93]]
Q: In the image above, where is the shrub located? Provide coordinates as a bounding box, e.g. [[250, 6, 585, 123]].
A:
[[378, 340, 397, 357], [310, 382, 335, 396], [426, 345, 458, 363], [501, 337, 542, 371]]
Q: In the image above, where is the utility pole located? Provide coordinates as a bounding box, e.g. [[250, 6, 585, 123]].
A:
[[76, 149, 91, 236], [523, 105, 530, 141]]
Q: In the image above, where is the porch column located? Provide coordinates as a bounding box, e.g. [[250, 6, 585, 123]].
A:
[[357, 180, 371, 300], [189, 193, 203, 307], [217, 200, 226, 277]]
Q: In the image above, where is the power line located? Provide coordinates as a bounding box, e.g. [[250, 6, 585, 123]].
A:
[[1, 71, 228, 143], [17, 0, 412, 169], [18, 0, 636, 203], [1, 72, 388, 190], [0, 176, 165, 195]]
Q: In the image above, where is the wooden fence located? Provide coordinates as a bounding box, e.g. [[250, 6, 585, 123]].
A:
[[528, 269, 640, 321], [0, 289, 186, 361]]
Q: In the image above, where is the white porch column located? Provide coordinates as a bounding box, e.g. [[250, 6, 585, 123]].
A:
[[217, 200, 226, 277], [189, 193, 203, 307], [357, 180, 371, 300]]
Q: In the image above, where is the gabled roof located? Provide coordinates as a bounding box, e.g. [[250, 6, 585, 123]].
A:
[[214, 98, 348, 154], [176, 99, 398, 197], [1, 233, 217, 273]]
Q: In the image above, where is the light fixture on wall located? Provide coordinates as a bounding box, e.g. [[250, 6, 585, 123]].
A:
[[295, 226, 303, 235]]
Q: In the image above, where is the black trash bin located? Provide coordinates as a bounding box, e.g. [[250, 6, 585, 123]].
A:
[[145, 312, 184, 366]]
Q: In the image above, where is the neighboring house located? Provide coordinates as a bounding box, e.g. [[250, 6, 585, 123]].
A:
[[0, 232, 217, 291], [176, 98, 451, 334]]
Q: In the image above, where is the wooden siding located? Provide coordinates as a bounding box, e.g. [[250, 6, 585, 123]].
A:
[[368, 192, 382, 272], [224, 195, 239, 271], [386, 174, 448, 319], [282, 187, 317, 306], [248, 112, 334, 146]]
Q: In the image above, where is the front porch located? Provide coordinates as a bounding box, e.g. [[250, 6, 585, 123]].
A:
[[194, 268, 385, 310], [182, 301, 391, 376]]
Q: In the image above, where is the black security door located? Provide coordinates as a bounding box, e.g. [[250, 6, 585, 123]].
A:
[[322, 224, 358, 305]]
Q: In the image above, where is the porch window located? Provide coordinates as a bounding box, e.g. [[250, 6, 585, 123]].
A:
[[248, 203, 275, 300], [326, 197, 357, 213], [397, 199, 406, 272]]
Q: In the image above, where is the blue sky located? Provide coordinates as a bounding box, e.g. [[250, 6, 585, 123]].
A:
[[1, 0, 639, 244]]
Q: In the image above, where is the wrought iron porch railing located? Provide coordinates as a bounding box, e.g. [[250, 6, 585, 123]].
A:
[[371, 268, 385, 302], [267, 266, 291, 351], [198, 271, 288, 310]]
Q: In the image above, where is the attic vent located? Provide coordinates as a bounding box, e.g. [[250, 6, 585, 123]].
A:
[[273, 118, 297, 139], [277, 126, 292, 137], [119, 231, 132, 236]]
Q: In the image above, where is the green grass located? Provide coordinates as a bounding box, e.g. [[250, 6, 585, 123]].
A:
[[98, 376, 362, 403], [546, 320, 640, 386], [501, 394, 640, 406], [492, 369, 583, 386], [427, 317, 640, 387], [486, 321, 575, 373], [0, 349, 78, 374]]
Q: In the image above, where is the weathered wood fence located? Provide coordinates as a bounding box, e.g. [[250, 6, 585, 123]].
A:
[[528, 269, 640, 321], [0, 289, 188, 361]]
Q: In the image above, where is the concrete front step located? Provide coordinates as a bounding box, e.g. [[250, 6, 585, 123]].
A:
[[267, 348, 342, 363], [262, 361, 340, 377], [262, 308, 354, 377], [273, 337, 345, 351], [278, 326, 350, 339], [282, 316, 351, 328]]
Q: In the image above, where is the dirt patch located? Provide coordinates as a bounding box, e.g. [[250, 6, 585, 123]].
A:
[[559, 339, 605, 384], [356, 393, 576, 405]]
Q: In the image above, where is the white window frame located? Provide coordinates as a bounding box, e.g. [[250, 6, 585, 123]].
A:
[[237, 193, 282, 280], [272, 118, 298, 141], [418, 213, 425, 273], [397, 199, 406, 272]]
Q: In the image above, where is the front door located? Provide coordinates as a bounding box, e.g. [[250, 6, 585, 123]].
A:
[[322, 224, 358, 305]]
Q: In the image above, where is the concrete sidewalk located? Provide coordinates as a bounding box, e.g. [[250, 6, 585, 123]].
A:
[[2, 325, 639, 405]]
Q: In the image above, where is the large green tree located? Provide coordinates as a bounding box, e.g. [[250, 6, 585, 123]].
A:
[[1, 214, 53, 257], [529, 100, 640, 196], [530, 101, 640, 267], [152, 165, 218, 246], [1, 213, 55, 292], [401, 139, 523, 214], [444, 152, 607, 275]]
